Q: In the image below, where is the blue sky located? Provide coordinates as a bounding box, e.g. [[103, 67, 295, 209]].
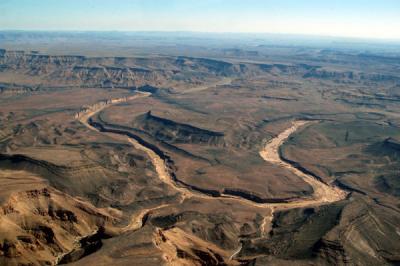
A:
[[1, 0, 399, 39]]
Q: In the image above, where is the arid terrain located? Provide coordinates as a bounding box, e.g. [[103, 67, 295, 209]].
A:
[[0, 32, 400, 266]]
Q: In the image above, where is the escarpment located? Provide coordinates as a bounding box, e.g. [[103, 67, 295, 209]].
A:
[[134, 111, 225, 146], [365, 137, 400, 159], [0, 153, 106, 193], [0, 83, 41, 96], [303, 68, 400, 83]]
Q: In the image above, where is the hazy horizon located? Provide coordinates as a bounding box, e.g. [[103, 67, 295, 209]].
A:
[[1, 0, 400, 41]]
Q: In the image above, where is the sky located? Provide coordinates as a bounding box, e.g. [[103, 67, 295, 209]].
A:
[[1, 0, 400, 40]]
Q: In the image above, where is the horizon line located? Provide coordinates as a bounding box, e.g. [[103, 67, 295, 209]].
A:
[[1, 29, 400, 43]]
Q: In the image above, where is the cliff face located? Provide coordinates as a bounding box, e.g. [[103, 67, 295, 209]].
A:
[[0, 83, 39, 95], [303, 68, 400, 83], [134, 111, 225, 146], [74, 95, 140, 119]]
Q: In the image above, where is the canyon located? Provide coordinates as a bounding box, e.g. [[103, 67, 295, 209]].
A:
[[1, 32, 400, 265]]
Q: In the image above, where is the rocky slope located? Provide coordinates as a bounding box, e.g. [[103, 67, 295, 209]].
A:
[[0, 170, 118, 266]]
